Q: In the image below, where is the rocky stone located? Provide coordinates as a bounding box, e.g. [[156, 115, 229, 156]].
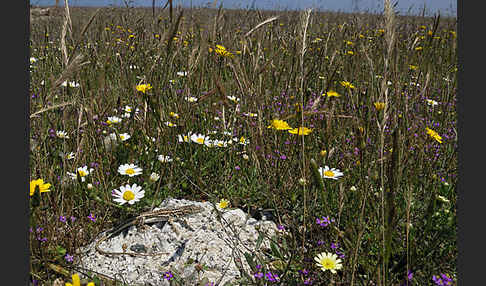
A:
[[75, 198, 278, 285]]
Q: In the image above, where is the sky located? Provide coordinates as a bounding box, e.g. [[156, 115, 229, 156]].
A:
[[31, 0, 457, 17]]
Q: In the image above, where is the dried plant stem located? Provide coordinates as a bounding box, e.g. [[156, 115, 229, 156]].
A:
[[299, 8, 312, 249], [379, 0, 396, 284]]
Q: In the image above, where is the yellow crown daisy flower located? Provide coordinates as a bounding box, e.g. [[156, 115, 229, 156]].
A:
[[374, 102, 386, 111], [323, 90, 341, 98], [217, 198, 230, 209], [288, 127, 313, 136], [135, 83, 152, 94], [340, 81, 355, 89], [426, 127, 443, 144], [30, 179, 51, 197], [65, 273, 95, 286], [267, 119, 292, 130], [409, 65, 418, 71]]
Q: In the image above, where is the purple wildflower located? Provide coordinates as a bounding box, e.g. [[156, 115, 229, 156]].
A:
[[65, 254, 74, 263], [59, 216, 67, 223], [265, 272, 279, 282], [304, 278, 313, 285], [254, 272, 264, 279], [407, 270, 413, 281], [88, 213, 96, 222], [316, 216, 332, 227], [163, 271, 173, 281], [336, 250, 345, 259], [432, 273, 453, 286], [299, 269, 309, 276]]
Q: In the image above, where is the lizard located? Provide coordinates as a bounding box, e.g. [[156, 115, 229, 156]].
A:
[[95, 204, 203, 257]]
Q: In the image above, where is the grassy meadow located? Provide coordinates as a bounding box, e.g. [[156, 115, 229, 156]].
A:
[[29, 3, 457, 285]]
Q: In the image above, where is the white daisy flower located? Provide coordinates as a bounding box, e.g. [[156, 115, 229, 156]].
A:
[[112, 183, 145, 205], [118, 163, 143, 177], [235, 136, 249, 145], [185, 96, 198, 103], [243, 112, 258, 118], [221, 131, 232, 136], [177, 71, 188, 77], [106, 116, 122, 125], [61, 81, 80, 88], [67, 166, 94, 182], [214, 117, 220, 121], [318, 166, 344, 180], [65, 152, 75, 160], [30, 57, 37, 64], [118, 133, 131, 141], [157, 155, 173, 163], [56, 130, 69, 139], [165, 121, 177, 127], [191, 133, 209, 145], [213, 139, 230, 148], [314, 252, 343, 274], [227, 95, 240, 103], [177, 133, 191, 143], [129, 64, 138, 70], [169, 112, 179, 119], [204, 139, 215, 147], [426, 99, 439, 106], [149, 172, 160, 182], [122, 105, 139, 118]]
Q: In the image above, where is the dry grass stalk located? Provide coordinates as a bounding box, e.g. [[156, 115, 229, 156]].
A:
[[298, 8, 312, 249], [244, 16, 279, 37], [379, 1, 397, 284], [30, 101, 75, 119]]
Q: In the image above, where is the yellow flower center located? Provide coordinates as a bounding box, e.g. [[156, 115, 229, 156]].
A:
[[321, 258, 336, 269], [324, 170, 335, 177], [122, 190, 135, 201], [196, 138, 204, 144], [125, 168, 135, 175], [78, 170, 87, 177]]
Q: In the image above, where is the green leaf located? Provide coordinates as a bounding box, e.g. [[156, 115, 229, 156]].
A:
[[56, 245, 66, 256], [244, 252, 256, 271], [270, 241, 283, 259], [255, 232, 264, 250]]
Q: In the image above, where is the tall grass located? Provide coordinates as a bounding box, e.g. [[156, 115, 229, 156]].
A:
[[29, 3, 457, 285]]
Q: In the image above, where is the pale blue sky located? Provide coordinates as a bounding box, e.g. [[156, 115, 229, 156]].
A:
[[31, 0, 457, 17]]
